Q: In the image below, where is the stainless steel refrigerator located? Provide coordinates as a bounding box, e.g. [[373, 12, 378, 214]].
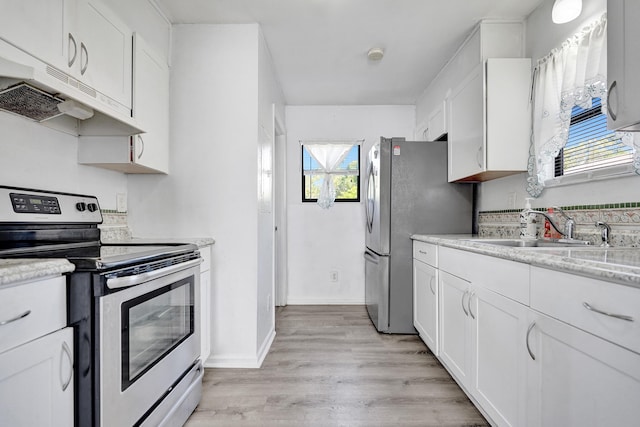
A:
[[364, 137, 473, 334]]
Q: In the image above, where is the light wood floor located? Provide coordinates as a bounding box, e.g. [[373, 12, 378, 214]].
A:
[[185, 305, 488, 426]]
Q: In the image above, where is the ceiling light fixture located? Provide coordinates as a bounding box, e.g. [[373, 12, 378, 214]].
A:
[[367, 47, 384, 61], [552, 0, 582, 24]]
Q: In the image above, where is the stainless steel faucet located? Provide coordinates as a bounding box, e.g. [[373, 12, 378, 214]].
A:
[[524, 206, 576, 240], [552, 206, 576, 240], [525, 209, 565, 237], [595, 221, 612, 247]]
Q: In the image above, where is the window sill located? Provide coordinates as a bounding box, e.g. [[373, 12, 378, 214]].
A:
[[543, 164, 636, 188]]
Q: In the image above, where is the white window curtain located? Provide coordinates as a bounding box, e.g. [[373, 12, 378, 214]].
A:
[[527, 14, 611, 196], [305, 142, 355, 209]]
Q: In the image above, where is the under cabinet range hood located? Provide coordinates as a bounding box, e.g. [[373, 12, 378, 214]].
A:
[[0, 40, 144, 136]]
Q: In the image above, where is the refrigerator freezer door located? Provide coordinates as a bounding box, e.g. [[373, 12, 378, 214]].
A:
[[364, 248, 389, 332]]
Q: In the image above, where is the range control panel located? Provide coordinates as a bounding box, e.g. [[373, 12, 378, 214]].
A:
[[0, 186, 102, 224], [11, 193, 61, 214]]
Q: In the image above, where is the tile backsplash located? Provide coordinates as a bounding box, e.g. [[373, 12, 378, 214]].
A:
[[99, 210, 131, 242], [479, 203, 640, 247]]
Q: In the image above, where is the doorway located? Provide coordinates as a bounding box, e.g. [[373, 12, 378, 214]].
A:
[[273, 107, 288, 314]]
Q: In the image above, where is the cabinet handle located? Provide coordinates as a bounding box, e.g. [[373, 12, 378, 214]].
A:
[[60, 341, 73, 392], [429, 276, 435, 295], [68, 33, 77, 67], [461, 290, 469, 316], [582, 302, 634, 322], [476, 146, 483, 168], [80, 42, 89, 75], [468, 291, 475, 319], [137, 135, 145, 159], [0, 310, 31, 326], [607, 80, 617, 121], [418, 250, 427, 255], [526, 322, 536, 361]]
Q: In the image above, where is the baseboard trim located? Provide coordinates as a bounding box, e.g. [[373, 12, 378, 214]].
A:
[[203, 327, 276, 369], [285, 298, 365, 305]]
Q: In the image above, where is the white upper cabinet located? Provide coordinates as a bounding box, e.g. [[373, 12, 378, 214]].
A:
[[73, 0, 133, 109], [0, 0, 73, 72], [415, 21, 531, 183], [449, 58, 531, 182], [0, 0, 132, 111], [78, 33, 169, 174], [607, 0, 640, 131]]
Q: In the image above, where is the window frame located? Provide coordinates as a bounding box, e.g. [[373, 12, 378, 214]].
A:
[[301, 144, 361, 203], [548, 97, 634, 187]]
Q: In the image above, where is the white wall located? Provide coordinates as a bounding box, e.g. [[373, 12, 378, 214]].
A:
[[478, 0, 640, 210], [256, 28, 285, 354], [0, 113, 126, 209], [285, 105, 415, 304], [128, 23, 285, 368]]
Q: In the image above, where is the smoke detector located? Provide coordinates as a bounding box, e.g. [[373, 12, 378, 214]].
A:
[[367, 47, 384, 61]]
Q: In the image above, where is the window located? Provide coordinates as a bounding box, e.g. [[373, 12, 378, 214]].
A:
[[554, 98, 633, 177], [302, 144, 360, 203]]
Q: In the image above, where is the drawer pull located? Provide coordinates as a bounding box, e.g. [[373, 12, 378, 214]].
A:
[[582, 302, 634, 322], [418, 250, 427, 255], [0, 310, 31, 326], [526, 322, 536, 361]]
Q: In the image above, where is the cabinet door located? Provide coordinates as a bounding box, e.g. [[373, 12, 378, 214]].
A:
[[526, 312, 640, 426], [0, 0, 73, 71], [427, 99, 447, 141], [439, 270, 472, 384], [131, 33, 170, 173], [76, 0, 132, 108], [448, 64, 484, 181], [471, 286, 528, 427], [607, 0, 640, 131], [413, 259, 438, 355], [0, 327, 74, 427]]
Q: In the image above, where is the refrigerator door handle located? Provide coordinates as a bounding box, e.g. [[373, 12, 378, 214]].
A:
[[364, 250, 379, 264], [365, 163, 375, 233]]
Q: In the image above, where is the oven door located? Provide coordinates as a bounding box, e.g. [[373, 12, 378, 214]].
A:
[[99, 260, 201, 427]]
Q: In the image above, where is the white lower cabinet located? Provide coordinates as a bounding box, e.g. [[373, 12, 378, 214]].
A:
[[0, 327, 74, 427], [413, 258, 438, 355], [525, 311, 640, 426], [471, 285, 528, 427], [439, 270, 472, 384], [431, 243, 640, 426], [199, 245, 212, 362]]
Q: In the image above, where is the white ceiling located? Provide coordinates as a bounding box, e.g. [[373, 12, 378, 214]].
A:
[[155, 0, 544, 105]]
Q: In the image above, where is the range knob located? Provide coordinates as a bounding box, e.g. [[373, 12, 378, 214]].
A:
[[76, 202, 86, 212], [87, 203, 98, 212]]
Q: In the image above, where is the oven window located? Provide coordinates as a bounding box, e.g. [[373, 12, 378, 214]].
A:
[[121, 277, 194, 390]]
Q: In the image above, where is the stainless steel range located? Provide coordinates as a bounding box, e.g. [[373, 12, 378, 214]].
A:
[[0, 186, 203, 427]]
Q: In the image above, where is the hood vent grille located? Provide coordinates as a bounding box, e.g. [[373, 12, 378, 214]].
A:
[[0, 83, 63, 122]]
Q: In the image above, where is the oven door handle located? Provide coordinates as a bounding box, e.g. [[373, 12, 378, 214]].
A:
[[106, 258, 202, 289]]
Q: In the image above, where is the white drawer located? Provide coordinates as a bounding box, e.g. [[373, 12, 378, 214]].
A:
[[531, 266, 640, 354], [440, 246, 529, 304], [0, 276, 66, 354], [199, 246, 211, 272], [413, 240, 437, 267]]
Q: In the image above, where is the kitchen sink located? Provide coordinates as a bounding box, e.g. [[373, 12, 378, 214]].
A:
[[465, 238, 593, 248]]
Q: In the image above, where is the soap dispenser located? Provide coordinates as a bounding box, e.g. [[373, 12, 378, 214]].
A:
[[519, 198, 537, 239]]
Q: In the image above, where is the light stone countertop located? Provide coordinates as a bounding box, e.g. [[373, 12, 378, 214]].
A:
[[0, 259, 75, 287], [102, 237, 215, 248], [411, 234, 640, 289]]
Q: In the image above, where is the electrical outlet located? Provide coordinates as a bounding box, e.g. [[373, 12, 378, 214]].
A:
[[116, 193, 127, 213], [330, 271, 339, 282], [507, 192, 517, 209]]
